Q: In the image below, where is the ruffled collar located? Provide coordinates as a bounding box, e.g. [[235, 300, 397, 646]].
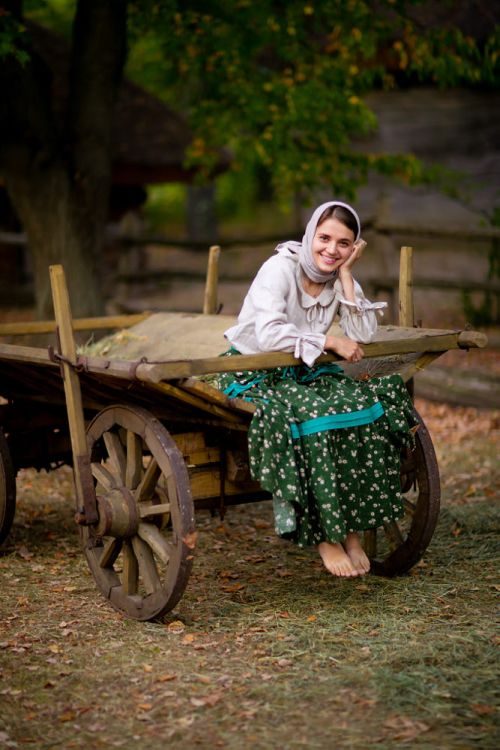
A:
[[295, 264, 336, 323]]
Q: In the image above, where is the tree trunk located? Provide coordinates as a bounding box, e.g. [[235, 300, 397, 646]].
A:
[[0, 0, 127, 319], [6, 163, 104, 318]]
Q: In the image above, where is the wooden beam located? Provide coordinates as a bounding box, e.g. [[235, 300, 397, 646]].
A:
[[139, 330, 488, 382], [0, 327, 488, 385], [399, 246, 414, 327], [203, 245, 220, 315], [49, 265, 97, 524], [0, 313, 150, 337]]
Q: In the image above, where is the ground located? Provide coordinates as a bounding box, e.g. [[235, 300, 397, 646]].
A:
[[0, 399, 498, 750]]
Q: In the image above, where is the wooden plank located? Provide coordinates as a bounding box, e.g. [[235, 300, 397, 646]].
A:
[[176, 378, 256, 415], [0, 326, 488, 391], [203, 245, 220, 314], [141, 331, 484, 382], [49, 265, 97, 524], [0, 343, 57, 367], [189, 466, 261, 500], [0, 313, 151, 337], [399, 246, 414, 327], [400, 352, 445, 383], [145, 381, 246, 424]]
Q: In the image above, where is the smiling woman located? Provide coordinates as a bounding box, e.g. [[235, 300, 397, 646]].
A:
[[220, 200, 417, 578]]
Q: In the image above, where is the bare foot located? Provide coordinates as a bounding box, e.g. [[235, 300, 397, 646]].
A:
[[318, 541, 360, 577], [344, 532, 371, 575]]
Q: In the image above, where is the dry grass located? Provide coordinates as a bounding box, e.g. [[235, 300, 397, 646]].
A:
[[0, 399, 498, 749]]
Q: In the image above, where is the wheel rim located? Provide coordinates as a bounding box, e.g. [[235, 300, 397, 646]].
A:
[[366, 409, 441, 576], [0, 427, 16, 546], [84, 405, 195, 620]]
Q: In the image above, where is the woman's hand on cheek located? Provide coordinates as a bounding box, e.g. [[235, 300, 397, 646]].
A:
[[325, 335, 364, 363], [340, 238, 366, 273]]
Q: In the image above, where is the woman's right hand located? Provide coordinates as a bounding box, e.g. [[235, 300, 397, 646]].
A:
[[325, 335, 364, 363]]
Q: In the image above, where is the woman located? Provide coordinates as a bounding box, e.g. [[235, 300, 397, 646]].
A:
[[219, 201, 416, 578]]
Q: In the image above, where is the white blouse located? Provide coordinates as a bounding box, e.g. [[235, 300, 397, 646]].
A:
[[224, 251, 386, 367]]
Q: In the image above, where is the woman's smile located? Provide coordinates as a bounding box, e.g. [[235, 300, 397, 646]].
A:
[[311, 216, 355, 273]]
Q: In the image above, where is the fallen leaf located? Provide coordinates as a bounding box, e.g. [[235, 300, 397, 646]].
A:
[[219, 570, 239, 579], [307, 615, 317, 622], [222, 582, 245, 592], [471, 703, 495, 716], [143, 664, 153, 673], [156, 673, 177, 682], [276, 569, 293, 578], [137, 703, 153, 711], [58, 710, 76, 722], [384, 715, 430, 741], [182, 531, 198, 549], [254, 519, 271, 529], [190, 691, 223, 708], [17, 546, 33, 560], [166, 620, 185, 633]]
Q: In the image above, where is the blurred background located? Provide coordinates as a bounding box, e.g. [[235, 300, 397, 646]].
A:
[[0, 0, 498, 404]]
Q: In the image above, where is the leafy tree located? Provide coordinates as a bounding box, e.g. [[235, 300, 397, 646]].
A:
[[127, 1, 498, 202], [1, 0, 498, 317]]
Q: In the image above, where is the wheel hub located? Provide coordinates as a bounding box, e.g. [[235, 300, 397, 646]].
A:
[[94, 486, 139, 538]]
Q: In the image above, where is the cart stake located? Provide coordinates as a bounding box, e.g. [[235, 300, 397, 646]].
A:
[[49, 265, 98, 524]]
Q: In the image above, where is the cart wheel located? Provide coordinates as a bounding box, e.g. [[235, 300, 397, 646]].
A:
[[84, 405, 196, 621], [0, 427, 16, 546], [365, 409, 440, 576]]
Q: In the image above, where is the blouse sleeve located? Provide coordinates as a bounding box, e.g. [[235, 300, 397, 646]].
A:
[[253, 272, 327, 367], [335, 279, 387, 344]]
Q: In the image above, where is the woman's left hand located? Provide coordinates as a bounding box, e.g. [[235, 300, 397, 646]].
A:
[[339, 238, 367, 274]]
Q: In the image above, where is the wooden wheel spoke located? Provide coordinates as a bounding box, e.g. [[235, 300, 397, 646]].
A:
[[400, 456, 416, 475], [136, 459, 161, 502], [103, 431, 127, 482], [99, 537, 122, 568], [126, 431, 143, 490], [383, 521, 405, 548], [122, 540, 139, 595], [91, 462, 117, 491], [131, 535, 162, 593], [139, 502, 171, 518], [363, 529, 377, 558], [403, 497, 417, 516], [137, 522, 172, 565]]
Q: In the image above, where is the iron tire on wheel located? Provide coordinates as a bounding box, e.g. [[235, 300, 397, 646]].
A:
[[366, 409, 440, 576], [0, 427, 16, 546], [84, 405, 196, 621]]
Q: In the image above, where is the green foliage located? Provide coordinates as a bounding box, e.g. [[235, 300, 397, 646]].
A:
[[0, 8, 29, 63], [145, 183, 187, 231], [126, 1, 499, 205], [8, 0, 500, 211]]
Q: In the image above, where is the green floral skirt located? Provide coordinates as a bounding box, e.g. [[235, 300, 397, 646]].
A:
[[218, 351, 417, 547]]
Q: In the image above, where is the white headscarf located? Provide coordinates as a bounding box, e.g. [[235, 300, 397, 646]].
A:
[[276, 200, 361, 284]]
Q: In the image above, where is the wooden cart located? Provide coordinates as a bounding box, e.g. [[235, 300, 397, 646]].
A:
[[0, 258, 487, 621]]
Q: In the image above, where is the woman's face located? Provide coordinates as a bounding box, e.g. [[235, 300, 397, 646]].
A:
[[311, 217, 355, 274]]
